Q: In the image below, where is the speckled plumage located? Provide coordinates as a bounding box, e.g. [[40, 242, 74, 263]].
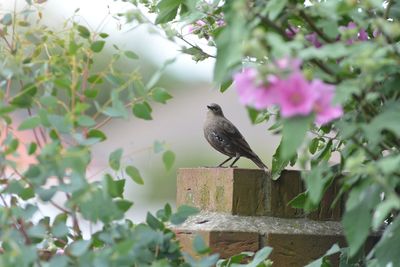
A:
[[203, 103, 268, 171]]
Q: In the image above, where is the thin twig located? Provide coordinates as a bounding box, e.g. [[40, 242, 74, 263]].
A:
[[299, 10, 334, 43], [27, 108, 43, 148], [256, 14, 289, 39], [50, 200, 71, 214]]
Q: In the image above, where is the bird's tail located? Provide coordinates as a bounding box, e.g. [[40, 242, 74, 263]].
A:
[[250, 154, 269, 173]]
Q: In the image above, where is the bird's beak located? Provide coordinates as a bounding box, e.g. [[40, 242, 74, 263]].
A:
[[207, 105, 212, 110]]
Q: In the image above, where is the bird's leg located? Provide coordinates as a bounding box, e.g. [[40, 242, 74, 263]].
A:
[[229, 155, 241, 168], [218, 157, 233, 167]]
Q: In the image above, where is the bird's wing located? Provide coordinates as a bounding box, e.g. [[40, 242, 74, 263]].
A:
[[217, 118, 255, 157]]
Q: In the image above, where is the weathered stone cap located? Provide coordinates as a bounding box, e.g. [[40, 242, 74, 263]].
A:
[[172, 211, 344, 235]]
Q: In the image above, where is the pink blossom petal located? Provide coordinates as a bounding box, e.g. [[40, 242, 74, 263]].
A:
[[315, 106, 343, 125], [196, 20, 206, 26], [358, 28, 368, 41], [234, 69, 278, 110], [275, 57, 302, 71], [278, 72, 317, 117], [216, 19, 225, 27], [305, 32, 323, 48], [285, 26, 299, 38], [311, 79, 343, 125]]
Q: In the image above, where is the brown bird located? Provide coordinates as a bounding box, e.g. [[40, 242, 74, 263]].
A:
[[203, 103, 269, 171]]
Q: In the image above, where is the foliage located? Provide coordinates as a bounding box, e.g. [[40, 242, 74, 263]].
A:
[[125, 0, 400, 266], [0, 1, 273, 266]]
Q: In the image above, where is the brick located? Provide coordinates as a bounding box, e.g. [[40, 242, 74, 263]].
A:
[[265, 233, 346, 267], [176, 229, 259, 259], [209, 231, 259, 258], [173, 212, 380, 267], [177, 168, 344, 220], [177, 168, 268, 216]]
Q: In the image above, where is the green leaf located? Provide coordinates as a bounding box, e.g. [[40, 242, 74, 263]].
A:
[[152, 87, 172, 104], [84, 88, 99, 98], [214, 11, 245, 82], [193, 235, 211, 254], [27, 142, 37, 155], [18, 116, 41, 130], [249, 247, 273, 266], [37, 186, 57, 201], [1, 13, 12, 25], [90, 40, 105, 53], [362, 103, 400, 148], [99, 32, 109, 38], [103, 174, 125, 198], [52, 222, 69, 238], [109, 148, 123, 171], [162, 150, 175, 170], [124, 50, 139, 59], [69, 240, 91, 257], [271, 141, 290, 180], [288, 192, 307, 209], [48, 255, 68, 267], [87, 75, 103, 84], [132, 102, 152, 120], [378, 155, 400, 175], [76, 115, 96, 127], [40, 95, 58, 108], [265, 0, 287, 20], [77, 25, 90, 39], [247, 107, 259, 124], [125, 165, 144, 185], [146, 212, 165, 230], [372, 195, 400, 230], [309, 138, 320, 154], [5, 139, 19, 155], [153, 140, 165, 154], [170, 205, 199, 225], [87, 129, 107, 141], [220, 79, 233, 93], [27, 223, 47, 239], [115, 199, 133, 212], [48, 115, 73, 134], [281, 115, 313, 161], [342, 185, 380, 256], [374, 216, 400, 267], [302, 163, 328, 204], [155, 0, 183, 24], [10, 84, 37, 108], [299, 43, 349, 60], [311, 139, 333, 167], [305, 244, 340, 267]]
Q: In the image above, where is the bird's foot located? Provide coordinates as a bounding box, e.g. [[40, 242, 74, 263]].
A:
[[229, 165, 238, 168]]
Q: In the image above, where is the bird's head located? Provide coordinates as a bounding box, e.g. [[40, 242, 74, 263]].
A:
[[207, 103, 224, 116]]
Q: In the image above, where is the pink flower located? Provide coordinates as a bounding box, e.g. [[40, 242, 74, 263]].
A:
[[277, 72, 318, 117], [234, 68, 277, 109], [187, 20, 206, 33], [216, 19, 225, 27], [305, 32, 323, 48], [275, 57, 302, 71], [285, 26, 299, 38], [311, 80, 343, 125], [339, 22, 369, 44], [234, 58, 343, 125], [358, 28, 368, 41], [196, 20, 206, 27]]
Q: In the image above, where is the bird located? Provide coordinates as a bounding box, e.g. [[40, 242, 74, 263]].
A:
[[203, 103, 269, 171]]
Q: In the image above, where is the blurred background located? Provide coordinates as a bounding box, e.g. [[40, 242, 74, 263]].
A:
[[1, 0, 280, 223]]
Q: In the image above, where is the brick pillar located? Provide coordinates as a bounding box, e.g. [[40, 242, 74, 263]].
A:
[[173, 168, 379, 266]]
